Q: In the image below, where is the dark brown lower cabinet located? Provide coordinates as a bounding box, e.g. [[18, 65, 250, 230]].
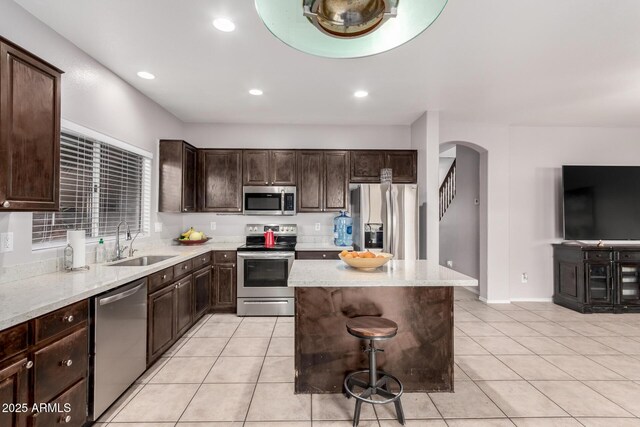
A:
[[31, 378, 86, 427], [193, 266, 212, 320], [148, 284, 176, 363], [212, 252, 237, 312], [553, 244, 640, 313], [175, 276, 193, 337], [0, 357, 29, 427]]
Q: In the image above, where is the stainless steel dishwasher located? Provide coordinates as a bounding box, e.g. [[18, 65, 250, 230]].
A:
[[90, 278, 147, 420]]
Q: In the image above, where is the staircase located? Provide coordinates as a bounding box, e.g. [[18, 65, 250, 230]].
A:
[[439, 159, 456, 220]]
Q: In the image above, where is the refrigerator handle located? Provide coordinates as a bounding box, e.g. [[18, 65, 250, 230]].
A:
[[385, 187, 393, 254]]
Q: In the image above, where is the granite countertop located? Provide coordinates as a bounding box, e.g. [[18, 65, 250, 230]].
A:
[[288, 259, 478, 288], [295, 242, 353, 251], [0, 241, 240, 330]]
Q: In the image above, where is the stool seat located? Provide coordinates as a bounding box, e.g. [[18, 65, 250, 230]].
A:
[[346, 316, 398, 339]]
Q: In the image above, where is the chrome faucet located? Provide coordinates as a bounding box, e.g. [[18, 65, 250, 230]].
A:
[[115, 221, 132, 261], [128, 230, 140, 258]]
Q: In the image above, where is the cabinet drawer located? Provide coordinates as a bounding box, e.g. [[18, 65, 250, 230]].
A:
[[148, 266, 174, 293], [0, 322, 28, 363], [31, 378, 87, 427], [296, 251, 341, 260], [616, 252, 640, 261], [584, 251, 611, 261], [34, 300, 87, 343], [173, 259, 193, 278], [34, 327, 87, 404], [192, 252, 212, 269], [214, 251, 236, 264]]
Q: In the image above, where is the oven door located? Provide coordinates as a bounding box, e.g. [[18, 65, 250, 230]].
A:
[[237, 252, 295, 298], [243, 186, 296, 215]]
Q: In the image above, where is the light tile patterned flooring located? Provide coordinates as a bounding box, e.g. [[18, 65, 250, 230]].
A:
[[95, 288, 640, 426]]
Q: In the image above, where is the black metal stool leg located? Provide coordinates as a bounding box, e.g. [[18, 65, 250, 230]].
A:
[[353, 399, 363, 427], [394, 397, 406, 425]]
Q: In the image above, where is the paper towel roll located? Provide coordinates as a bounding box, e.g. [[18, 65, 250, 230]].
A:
[[67, 230, 86, 268]]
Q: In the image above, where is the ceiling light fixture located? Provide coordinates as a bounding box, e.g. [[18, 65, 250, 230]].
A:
[[249, 89, 264, 96], [213, 18, 236, 32], [254, 0, 447, 58], [354, 90, 369, 98], [136, 71, 155, 80]]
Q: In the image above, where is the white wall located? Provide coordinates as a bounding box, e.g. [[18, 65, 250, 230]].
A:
[[440, 145, 480, 280], [508, 126, 640, 300], [0, 0, 184, 271], [440, 119, 510, 302]]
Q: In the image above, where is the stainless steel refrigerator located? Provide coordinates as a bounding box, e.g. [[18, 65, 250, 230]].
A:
[[350, 183, 419, 260]]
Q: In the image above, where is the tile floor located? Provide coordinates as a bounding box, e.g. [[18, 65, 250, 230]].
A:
[[95, 288, 640, 426]]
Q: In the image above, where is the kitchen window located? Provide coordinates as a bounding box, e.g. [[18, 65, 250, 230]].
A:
[[32, 124, 151, 248]]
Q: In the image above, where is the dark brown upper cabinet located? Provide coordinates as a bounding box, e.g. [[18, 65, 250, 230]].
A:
[[385, 150, 417, 183], [297, 150, 349, 212], [159, 140, 197, 212], [199, 149, 243, 212], [349, 150, 417, 184], [350, 151, 385, 183], [243, 149, 296, 186], [0, 37, 63, 211]]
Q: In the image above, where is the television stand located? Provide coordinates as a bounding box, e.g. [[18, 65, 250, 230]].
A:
[[553, 243, 640, 313]]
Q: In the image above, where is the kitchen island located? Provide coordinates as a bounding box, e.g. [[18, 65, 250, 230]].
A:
[[288, 260, 477, 394]]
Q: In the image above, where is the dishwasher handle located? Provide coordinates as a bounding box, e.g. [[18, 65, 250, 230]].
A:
[[99, 282, 146, 306]]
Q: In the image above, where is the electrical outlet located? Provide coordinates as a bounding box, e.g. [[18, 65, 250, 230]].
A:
[[154, 222, 163, 233], [521, 273, 528, 283], [210, 222, 217, 231], [446, 260, 453, 268], [1, 232, 14, 253], [314, 223, 321, 231]]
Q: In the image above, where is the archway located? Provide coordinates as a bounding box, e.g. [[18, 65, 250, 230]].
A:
[[439, 141, 489, 301]]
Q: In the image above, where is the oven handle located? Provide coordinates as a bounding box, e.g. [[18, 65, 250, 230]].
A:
[[243, 300, 289, 305], [237, 252, 295, 259]]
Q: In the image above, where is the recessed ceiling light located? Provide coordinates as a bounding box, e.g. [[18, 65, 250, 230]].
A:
[[249, 89, 264, 96], [354, 90, 369, 98], [213, 18, 236, 32], [137, 71, 155, 80]]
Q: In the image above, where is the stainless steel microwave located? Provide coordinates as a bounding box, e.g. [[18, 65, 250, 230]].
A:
[[243, 186, 296, 215]]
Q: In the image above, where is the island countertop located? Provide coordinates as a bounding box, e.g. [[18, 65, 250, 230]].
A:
[[288, 259, 478, 287]]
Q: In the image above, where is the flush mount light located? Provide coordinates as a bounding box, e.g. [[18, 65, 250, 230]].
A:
[[354, 90, 369, 98], [213, 17, 236, 32], [249, 89, 264, 96], [136, 71, 155, 80], [255, 0, 447, 58]]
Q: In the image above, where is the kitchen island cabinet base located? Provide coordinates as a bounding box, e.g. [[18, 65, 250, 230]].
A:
[[294, 286, 453, 394]]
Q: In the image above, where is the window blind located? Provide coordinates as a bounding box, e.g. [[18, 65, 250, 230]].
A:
[[32, 130, 151, 247]]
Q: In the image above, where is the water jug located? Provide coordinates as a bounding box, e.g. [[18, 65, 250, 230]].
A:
[[334, 211, 353, 246]]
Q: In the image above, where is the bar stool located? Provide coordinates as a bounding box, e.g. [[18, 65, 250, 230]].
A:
[[344, 316, 405, 426]]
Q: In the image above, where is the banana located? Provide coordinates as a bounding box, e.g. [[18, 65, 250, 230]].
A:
[[181, 227, 194, 238]]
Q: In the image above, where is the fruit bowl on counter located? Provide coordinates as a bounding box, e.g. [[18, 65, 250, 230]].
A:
[[339, 250, 393, 269], [175, 227, 210, 245]]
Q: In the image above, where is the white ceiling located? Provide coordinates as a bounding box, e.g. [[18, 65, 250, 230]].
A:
[[15, 0, 640, 126]]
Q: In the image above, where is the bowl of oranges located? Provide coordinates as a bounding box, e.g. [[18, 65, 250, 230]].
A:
[[339, 250, 393, 269]]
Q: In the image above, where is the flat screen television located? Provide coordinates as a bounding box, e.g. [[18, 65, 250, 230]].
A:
[[563, 165, 640, 240]]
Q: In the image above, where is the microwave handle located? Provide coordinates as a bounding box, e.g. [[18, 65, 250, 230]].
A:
[[281, 190, 285, 215]]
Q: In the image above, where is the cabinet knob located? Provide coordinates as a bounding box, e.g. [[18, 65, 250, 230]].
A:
[[61, 359, 73, 367], [162, 274, 167, 279], [175, 283, 179, 288], [63, 315, 74, 323], [24, 360, 33, 369], [265, 181, 268, 185], [1, 201, 9, 208], [60, 415, 72, 423], [183, 208, 187, 212], [224, 254, 227, 258], [232, 264, 235, 267], [184, 265, 188, 269]]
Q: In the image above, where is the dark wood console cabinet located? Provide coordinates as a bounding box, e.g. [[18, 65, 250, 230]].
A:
[[553, 243, 640, 313]]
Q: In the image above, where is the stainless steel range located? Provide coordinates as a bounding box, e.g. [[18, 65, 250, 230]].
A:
[[236, 224, 296, 316]]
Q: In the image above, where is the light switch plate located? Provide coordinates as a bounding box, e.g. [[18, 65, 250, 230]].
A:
[[314, 223, 321, 231], [521, 273, 528, 283], [210, 222, 217, 231], [154, 222, 163, 233], [1, 232, 14, 252], [446, 260, 453, 268]]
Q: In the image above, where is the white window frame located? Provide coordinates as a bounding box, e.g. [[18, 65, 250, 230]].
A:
[[32, 120, 153, 251]]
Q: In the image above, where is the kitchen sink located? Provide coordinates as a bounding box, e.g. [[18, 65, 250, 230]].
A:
[[108, 255, 176, 267]]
